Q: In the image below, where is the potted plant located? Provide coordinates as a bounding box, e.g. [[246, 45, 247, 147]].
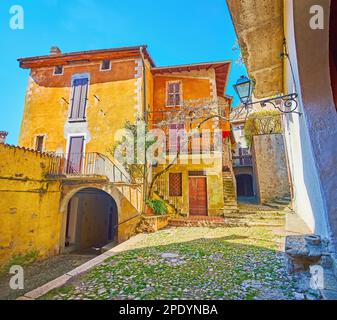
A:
[[145, 199, 167, 216]]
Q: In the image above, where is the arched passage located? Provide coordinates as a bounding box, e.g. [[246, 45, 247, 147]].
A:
[[64, 188, 118, 253], [236, 174, 254, 197]]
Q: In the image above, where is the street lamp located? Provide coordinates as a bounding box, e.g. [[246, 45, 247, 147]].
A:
[[233, 75, 299, 115], [233, 76, 253, 105]]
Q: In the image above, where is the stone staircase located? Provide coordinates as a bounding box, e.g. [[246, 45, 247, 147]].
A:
[[169, 216, 226, 228], [223, 204, 287, 228], [263, 194, 292, 210], [223, 173, 238, 215]]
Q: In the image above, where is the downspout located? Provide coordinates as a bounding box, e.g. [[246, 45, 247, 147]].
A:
[[140, 47, 148, 212]]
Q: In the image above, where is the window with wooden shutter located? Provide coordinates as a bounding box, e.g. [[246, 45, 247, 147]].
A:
[[167, 81, 182, 106], [169, 173, 182, 196], [69, 77, 89, 121]]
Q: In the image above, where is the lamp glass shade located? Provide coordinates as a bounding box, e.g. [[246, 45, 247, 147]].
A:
[[234, 76, 252, 104]]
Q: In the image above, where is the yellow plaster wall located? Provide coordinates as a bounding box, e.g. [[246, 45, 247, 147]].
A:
[[19, 59, 140, 157], [0, 144, 62, 266], [155, 156, 224, 216], [145, 60, 154, 112]]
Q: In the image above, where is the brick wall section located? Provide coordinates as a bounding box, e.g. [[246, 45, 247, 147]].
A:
[[252, 134, 290, 203]]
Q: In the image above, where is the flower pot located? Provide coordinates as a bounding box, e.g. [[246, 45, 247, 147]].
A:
[[145, 205, 154, 216]]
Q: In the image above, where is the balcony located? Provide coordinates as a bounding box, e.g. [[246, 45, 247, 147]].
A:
[[233, 155, 253, 167], [47, 152, 130, 183]]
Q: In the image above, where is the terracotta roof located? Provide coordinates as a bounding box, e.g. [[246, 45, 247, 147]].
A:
[[152, 60, 232, 97], [18, 45, 156, 69], [18, 46, 232, 97]]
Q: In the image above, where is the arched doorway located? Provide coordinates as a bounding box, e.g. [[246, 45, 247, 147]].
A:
[[236, 174, 254, 197], [64, 188, 118, 253], [330, 0, 337, 110]]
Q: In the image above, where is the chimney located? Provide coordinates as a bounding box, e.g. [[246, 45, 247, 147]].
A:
[[50, 47, 62, 55], [0, 131, 8, 144]]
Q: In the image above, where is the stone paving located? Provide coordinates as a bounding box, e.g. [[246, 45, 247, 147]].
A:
[[0, 253, 96, 300], [42, 210, 322, 300]]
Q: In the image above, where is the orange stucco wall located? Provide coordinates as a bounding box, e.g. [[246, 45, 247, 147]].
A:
[[153, 76, 211, 110]]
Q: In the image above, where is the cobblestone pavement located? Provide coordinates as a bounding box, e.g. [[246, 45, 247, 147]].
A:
[[0, 253, 96, 300], [43, 211, 321, 300]]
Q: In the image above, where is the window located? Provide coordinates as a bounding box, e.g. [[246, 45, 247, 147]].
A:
[[169, 173, 182, 197], [69, 77, 89, 121], [54, 66, 63, 75], [167, 81, 182, 106], [35, 135, 45, 152], [101, 60, 111, 71], [168, 123, 186, 153]]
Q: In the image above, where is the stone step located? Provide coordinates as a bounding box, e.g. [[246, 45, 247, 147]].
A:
[[273, 199, 291, 205], [169, 217, 226, 228], [263, 202, 287, 209]]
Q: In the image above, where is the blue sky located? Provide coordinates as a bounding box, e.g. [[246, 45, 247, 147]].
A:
[[0, 0, 246, 145]]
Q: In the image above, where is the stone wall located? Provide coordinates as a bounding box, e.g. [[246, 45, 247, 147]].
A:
[[0, 144, 62, 266], [252, 134, 290, 203]]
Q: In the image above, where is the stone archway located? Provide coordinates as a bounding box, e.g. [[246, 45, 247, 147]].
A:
[[62, 188, 118, 253]]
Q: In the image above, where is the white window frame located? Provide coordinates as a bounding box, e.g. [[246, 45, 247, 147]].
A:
[[53, 65, 64, 76], [65, 133, 87, 173], [100, 60, 112, 72], [68, 73, 91, 122]]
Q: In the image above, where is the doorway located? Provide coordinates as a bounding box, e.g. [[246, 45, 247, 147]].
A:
[[236, 174, 254, 197], [189, 177, 208, 216], [67, 136, 85, 174]]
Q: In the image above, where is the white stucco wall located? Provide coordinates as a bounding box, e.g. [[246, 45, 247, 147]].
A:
[[282, 0, 329, 238]]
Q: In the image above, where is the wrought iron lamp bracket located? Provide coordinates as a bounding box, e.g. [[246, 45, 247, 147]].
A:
[[243, 93, 302, 116]]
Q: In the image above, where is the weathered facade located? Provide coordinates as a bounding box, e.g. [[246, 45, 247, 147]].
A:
[[1, 45, 235, 265], [227, 0, 337, 249], [0, 144, 62, 265], [252, 134, 290, 203]]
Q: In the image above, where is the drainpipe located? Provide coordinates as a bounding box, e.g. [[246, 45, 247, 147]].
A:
[[140, 47, 148, 212]]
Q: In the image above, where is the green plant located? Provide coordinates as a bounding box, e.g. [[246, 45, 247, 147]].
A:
[[146, 199, 167, 216], [0, 250, 39, 277], [244, 110, 282, 146]]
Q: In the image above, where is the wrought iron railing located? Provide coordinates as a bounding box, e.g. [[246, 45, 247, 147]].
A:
[[48, 153, 130, 183], [48, 152, 142, 211], [233, 155, 253, 167]]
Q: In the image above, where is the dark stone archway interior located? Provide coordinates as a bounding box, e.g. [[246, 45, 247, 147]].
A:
[[65, 188, 118, 252]]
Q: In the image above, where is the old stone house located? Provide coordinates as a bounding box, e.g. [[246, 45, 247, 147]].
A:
[[231, 105, 290, 204], [226, 0, 337, 251], [0, 45, 236, 265]]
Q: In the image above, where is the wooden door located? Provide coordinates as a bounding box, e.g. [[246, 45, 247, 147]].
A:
[[189, 177, 208, 216], [67, 136, 84, 174]]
